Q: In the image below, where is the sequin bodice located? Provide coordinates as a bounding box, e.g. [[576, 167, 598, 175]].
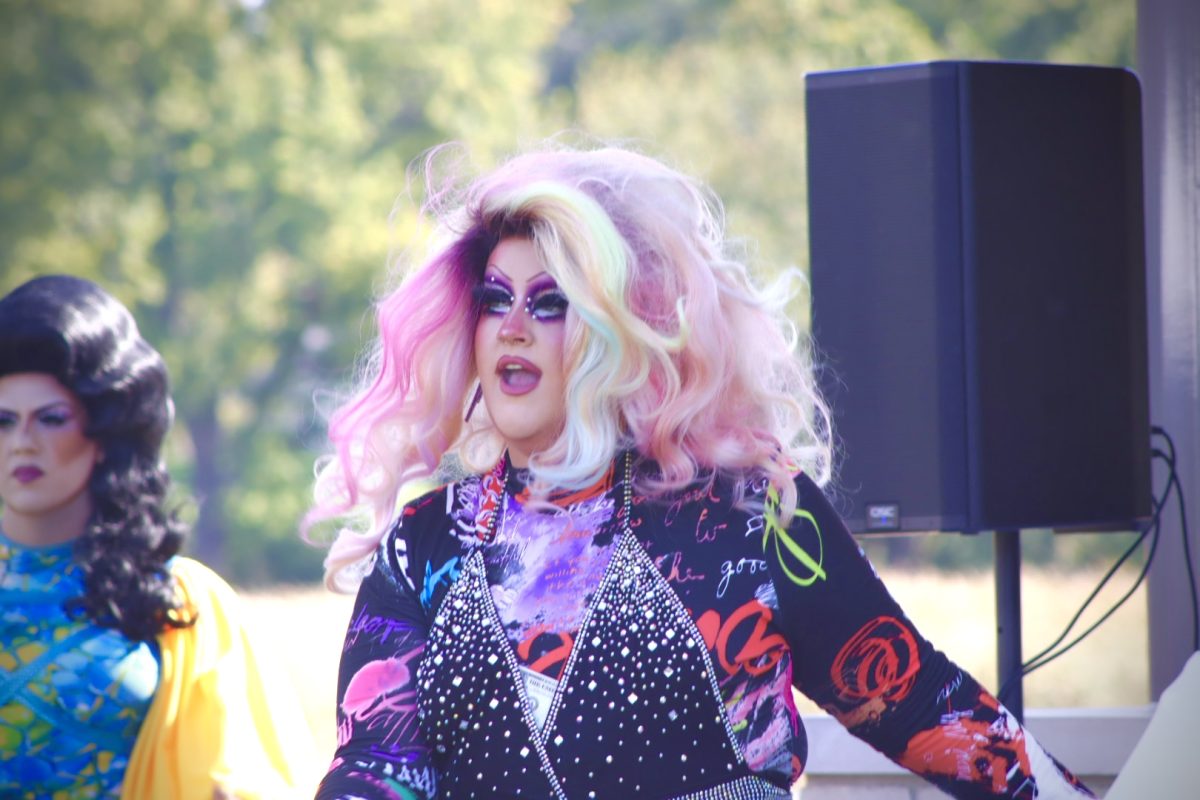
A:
[[420, 527, 784, 799], [318, 455, 1096, 800]]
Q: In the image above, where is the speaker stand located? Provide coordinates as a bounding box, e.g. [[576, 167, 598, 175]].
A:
[[995, 528, 1024, 723]]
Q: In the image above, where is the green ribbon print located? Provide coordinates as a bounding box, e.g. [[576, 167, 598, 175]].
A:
[[762, 486, 827, 587]]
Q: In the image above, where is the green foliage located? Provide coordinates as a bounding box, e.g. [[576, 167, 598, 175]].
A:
[[543, 0, 733, 94], [572, 0, 942, 328], [223, 428, 327, 584], [0, 0, 1137, 583], [1, 0, 569, 580], [896, 0, 1135, 66]]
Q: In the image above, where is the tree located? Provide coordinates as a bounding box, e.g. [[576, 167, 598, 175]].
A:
[[896, 0, 1135, 66], [1, 0, 1135, 581], [569, 0, 942, 327], [0, 0, 569, 581]]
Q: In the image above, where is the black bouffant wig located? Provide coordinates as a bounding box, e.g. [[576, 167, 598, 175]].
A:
[[0, 274, 194, 640]]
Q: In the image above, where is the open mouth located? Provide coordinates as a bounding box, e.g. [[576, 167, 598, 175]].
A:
[[498, 357, 542, 395]]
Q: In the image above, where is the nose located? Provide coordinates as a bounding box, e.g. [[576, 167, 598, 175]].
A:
[[498, 306, 532, 344], [7, 419, 38, 452]]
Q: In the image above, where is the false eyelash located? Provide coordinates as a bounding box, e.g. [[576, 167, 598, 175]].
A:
[[470, 282, 569, 320], [471, 283, 515, 312], [526, 290, 569, 320]]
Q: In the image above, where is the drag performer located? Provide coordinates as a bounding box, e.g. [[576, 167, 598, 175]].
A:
[[309, 143, 1093, 799]]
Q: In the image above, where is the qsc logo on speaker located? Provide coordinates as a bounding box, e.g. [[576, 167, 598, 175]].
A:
[[866, 503, 900, 532]]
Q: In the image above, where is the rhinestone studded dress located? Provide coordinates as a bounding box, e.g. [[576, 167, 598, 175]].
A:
[[417, 454, 783, 799], [317, 453, 1097, 800], [420, 531, 783, 798]]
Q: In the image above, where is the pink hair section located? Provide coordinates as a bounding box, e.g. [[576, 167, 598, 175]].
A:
[[308, 139, 833, 591], [306, 242, 476, 590]]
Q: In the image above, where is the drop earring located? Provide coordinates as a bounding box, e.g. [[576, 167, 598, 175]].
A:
[[464, 383, 483, 422]]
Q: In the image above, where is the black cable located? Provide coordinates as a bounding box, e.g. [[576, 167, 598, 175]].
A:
[[996, 447, 1175, 704], [1014, 515, 1153, 678], [1177, 468, 1198, 651], [1016, 497, 1165, 684], [1026, 452, 1171, 660], [1153, 426, 1198, 651], [996, 426, 1198, 705], [997, 510, 1160, 701], [1019, 457, 1175, 672]]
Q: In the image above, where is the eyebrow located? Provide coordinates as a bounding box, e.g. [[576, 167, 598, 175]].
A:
[[526, 277, 563, 294], [0, 401, 74, 416], [482, 265, 551, 286]]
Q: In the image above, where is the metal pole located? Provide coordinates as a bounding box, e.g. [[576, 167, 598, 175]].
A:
[[995, 528, 1024, 723]]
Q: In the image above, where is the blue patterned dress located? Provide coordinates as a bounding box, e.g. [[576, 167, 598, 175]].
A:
[[0, 531, 160, 798]]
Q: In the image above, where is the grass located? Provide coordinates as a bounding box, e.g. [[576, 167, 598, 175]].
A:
[[240, 565, 1149, 766]]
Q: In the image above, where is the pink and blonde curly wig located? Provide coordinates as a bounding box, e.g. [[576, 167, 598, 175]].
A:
[[308, 141, 832, 592]]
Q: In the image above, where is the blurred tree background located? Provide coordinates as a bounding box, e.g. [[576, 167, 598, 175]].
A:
[[0, 0, 1135, 584]]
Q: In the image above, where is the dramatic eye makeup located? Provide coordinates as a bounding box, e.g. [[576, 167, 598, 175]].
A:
[[472, 282, 516, 317], [0, 404, 75, 430], [473, 276, 568, 322], [525, 285, 568, 321], [37, 406, 75, 427]]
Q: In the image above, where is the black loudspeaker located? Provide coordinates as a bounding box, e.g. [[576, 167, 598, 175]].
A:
[[806, 61, 1152, 534]]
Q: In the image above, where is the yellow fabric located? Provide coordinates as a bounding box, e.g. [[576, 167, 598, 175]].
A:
[[121, 558, 320, 799]]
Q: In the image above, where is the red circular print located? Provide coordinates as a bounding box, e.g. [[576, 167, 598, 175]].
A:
[[831, 615, 920, 703]]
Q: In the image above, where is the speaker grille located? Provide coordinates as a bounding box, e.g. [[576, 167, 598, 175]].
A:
[[806, 61, 1151, 534]]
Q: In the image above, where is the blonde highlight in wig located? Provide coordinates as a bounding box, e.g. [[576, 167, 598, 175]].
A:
[[307, 140, 832, 592]]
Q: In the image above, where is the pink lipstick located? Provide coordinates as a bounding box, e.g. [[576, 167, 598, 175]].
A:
[[13, 466, 43, 484]]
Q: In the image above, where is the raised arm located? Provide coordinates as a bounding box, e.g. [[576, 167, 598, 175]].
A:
[[766, 474, 1094, 799]]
